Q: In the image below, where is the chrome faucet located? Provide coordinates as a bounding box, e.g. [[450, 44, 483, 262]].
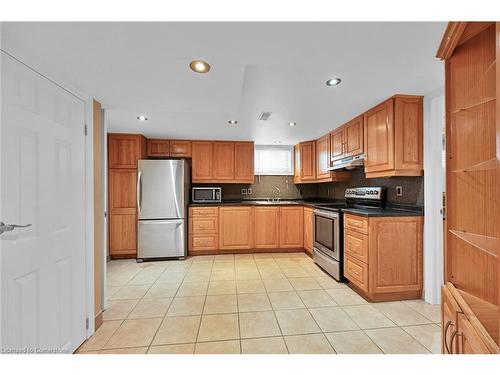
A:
[[273, 187, 281, 202]]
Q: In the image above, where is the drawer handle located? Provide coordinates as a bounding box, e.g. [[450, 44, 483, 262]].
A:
[[449, 329, 461, 354], [443, 320, 454, 354]]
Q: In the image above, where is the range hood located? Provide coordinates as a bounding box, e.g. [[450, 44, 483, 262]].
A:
[[327, 154, 365, 171]]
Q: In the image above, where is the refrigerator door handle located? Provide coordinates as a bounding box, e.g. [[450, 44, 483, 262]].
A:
[[137, 171, 142, 214]]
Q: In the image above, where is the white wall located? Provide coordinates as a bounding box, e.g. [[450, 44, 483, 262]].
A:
[[423, 89, 445, 304]]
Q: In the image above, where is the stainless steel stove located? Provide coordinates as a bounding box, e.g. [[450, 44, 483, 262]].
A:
[[312, 187, 385, 281]]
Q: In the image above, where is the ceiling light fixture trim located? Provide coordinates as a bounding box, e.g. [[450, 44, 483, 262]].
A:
[[190, 60, 211, 73], [326, 77, 342, 86]]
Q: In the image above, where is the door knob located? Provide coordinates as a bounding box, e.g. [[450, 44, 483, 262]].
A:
[[0, 222, 32, 235]]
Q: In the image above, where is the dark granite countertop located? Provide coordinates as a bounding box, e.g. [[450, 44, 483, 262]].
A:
[[190, 200, 423, 217]]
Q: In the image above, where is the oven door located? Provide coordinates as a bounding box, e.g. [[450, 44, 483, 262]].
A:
[[313, 209, 340, 261]]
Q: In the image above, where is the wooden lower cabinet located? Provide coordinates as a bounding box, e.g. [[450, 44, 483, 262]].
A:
[[109, 214, 137, 258], [441, 282, 499, 354], [343, 214, 423, 302], [279, 206, 304, 248], [188, 205, 307, 254], [254, 207, 280, 248], [189, 207, 219, 254], [303, 207, 314, 254], [219, 207, 254, 250]]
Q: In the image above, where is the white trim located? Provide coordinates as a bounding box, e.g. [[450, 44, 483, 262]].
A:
[[83, 99, 95, 337], [102, 108, 108, 309], [423, 88, 445, 305]]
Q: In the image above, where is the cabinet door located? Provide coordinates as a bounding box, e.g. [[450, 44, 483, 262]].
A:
[[316, 135, 331, 180], [303, 207, 314, 254], [300, 141, 316, 181], [219, 207, 254, 249], [109, 169, 137, 213], [456, 313, 491, 354], [234, 142, 254, 183], [147, 139, 170, 157], [344, 115, 364, 157], [394, 97, 423, 171], [109, 134, 146, 169], [213, 142, 235, 180], [254, 207, 280, 248], [192, 141, 214, 181], [442, 284, 461, 354], [330, 128, 344, 162], [364, 99, 394, 173], [368, 216, 423, 295], [279, 206, 304, 248], [170, 140, 192, 157], [294, 145, 301, 183], [109, 214, 137, 257]]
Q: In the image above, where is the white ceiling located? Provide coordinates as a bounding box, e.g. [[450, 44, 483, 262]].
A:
[[1, 22, 446, 145]]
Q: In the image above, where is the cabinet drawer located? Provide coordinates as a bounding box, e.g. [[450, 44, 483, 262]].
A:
[[191, 217, 218, 234], [344, 255, 369, 292], [344, 214, 369, 234], [191, 207, 219, 217], [344, 229, 368, 263], [190, 235, 218, 251]]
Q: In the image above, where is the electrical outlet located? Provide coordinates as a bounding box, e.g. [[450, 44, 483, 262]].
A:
[[241, 188, 247, 195], [247, 188, 252, 195], [396, 186, 403, 197]]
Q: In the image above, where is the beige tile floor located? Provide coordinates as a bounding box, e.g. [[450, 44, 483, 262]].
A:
[[78, 252, 441, 354]]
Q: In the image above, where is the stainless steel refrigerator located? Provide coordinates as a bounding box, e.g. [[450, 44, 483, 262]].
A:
[[137, 159, 190, 261]]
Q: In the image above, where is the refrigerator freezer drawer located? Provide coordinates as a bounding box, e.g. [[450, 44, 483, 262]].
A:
[[138, 219, 186, 259]]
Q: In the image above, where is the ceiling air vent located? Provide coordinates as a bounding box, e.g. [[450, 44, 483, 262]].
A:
[[258, 111, 272, 121]]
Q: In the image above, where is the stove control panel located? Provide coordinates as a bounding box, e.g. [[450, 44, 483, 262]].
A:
[[345, 187, 383, 200]]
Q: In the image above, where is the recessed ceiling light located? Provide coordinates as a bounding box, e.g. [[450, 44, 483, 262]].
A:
[[190, 60, 211, 73], [137, 115, 148, 121], [288, 122, 297, 127], [228, 120, 238, 125], [275, 141, 282, 144], [326, 78, 342, 86]]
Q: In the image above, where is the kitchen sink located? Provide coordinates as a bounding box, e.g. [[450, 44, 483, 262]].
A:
[[250, 200, 298, 205]]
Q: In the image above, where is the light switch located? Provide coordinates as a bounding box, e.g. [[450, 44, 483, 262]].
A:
[[396, 186, 403, 197]]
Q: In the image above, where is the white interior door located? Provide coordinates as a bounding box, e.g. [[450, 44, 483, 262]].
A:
[[1, 52, 87, 353]]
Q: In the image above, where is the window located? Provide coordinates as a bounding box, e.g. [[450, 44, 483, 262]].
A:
[[254, 145, 294, 175]]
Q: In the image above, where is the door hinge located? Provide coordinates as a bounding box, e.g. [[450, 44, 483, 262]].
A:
[[85, 317, 89, 330], [84, 124, 88, 136]]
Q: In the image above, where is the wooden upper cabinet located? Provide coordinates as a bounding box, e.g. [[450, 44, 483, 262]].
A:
[[299, 141, 316, 181], [344, 115, 364, 157], [394, 97, 423, 171], [192, 141, 214, 182], [146, 139, 192, 158], [316, 135, 331, 180], [364, 99, 395, 174], [364, 96, 423, 178], [219, 206, 254, 250], [254, 207, 280, 249], [108, 134, 146, 169], [294, 145, 302, 183], [147, 139, 170, 157], [213, 142, 235, 180], [234, 142, 255, 183], [170, 140, 192, 157], [330, 128, 344, 162], [279, 206, 304, 248]]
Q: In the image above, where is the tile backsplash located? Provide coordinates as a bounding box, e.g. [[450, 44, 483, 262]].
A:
[[194, 175, 319, 200], [317, 167, 424, 206], [193, 168, 423, 206]]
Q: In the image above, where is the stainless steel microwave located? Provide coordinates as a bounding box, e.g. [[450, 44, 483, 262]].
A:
[[192, 187, 222, 203]]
